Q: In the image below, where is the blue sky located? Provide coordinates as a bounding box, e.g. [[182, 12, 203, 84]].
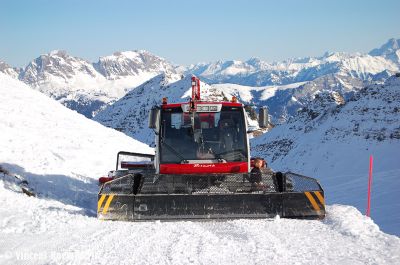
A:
[[1, 0, 399, 67]]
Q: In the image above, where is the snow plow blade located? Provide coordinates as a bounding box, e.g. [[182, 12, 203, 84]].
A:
[[98, 172, 325, 221]]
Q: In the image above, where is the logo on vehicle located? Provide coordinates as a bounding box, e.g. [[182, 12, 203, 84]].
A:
[[193, 164, 216, 168]]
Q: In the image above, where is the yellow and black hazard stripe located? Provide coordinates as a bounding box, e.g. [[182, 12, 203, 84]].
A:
[[97, 194, 115, 215], [304, 191, 325, 214]]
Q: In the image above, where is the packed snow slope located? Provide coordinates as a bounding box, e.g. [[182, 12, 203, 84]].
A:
[[1, 183, 399, 265], [0, 73, 153, 212], [251, 75, 400, 236], [1, 72, 399, 264]]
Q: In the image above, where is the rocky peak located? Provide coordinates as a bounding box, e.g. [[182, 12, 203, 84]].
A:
[[0, 61, 21, 79], [369, 38, 400, 64], [369, 38, 400, 57], [93, 50, 175, 79], [20, 50, 99, 85], [298, 91, 345, 121]]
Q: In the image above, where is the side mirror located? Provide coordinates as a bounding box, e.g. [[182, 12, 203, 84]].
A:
[[148, 107, 160, 132], [258, 106, 269, 128]]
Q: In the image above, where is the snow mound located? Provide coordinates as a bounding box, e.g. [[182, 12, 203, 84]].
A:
[[0, 73, 153, 213]]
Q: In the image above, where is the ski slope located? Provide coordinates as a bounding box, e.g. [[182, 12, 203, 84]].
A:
[[0, 184, 399, 265], [0, 73, 399, 264], [0, 73, 153, 212]]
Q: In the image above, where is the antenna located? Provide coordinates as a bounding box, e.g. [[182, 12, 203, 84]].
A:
[[191, 76, 201, 101]]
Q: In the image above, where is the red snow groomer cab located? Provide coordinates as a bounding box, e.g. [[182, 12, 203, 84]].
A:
[[98, 76, 325, 221]]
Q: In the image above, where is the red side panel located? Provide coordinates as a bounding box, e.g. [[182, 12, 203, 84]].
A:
[[159, 162, 248, 174], [162, 103, 182, 108], [99, 177, 113, 184]]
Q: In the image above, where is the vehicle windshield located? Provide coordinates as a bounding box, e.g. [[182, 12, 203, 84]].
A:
[[160, 106, 248, 163]]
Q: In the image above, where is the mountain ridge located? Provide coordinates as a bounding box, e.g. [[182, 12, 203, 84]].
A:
[[1, 38, 399, 121], [10, 49, 177, 118]]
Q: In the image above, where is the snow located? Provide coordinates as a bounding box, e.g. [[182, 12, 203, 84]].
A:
[[0, 73, 153, 211], [0, 181, 399, 264]]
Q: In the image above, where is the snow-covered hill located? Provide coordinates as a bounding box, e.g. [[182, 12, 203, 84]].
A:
[[251, 75, 400, 236], [15, 50, 177, 118], [0, 72, 153, 211]]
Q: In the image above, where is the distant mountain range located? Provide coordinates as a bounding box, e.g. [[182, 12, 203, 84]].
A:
[[0, 38, 399, 121], [0, 50, 176, 118], [186, 38, 400, 86]]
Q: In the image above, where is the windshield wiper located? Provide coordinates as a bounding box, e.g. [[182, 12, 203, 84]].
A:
[[160, 138, 188, 163], [215, 149, 246, 160]]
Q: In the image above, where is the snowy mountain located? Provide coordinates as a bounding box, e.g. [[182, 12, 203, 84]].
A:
[[0, 60, 20, 79], [0, 72, 153, 211], [369, 38, 400, 64], [187, 39, 400, 87], [17, 50, 177, 118], [18, 50, 113, 118], [20, 50, 102, 85], [3, 38, 399, 122], [93, 50, 176, 79], [211, 74, 367, 124], [251, 74, 400, 236], [1, 72, 400, 264], [177, 39, 399, 122]]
